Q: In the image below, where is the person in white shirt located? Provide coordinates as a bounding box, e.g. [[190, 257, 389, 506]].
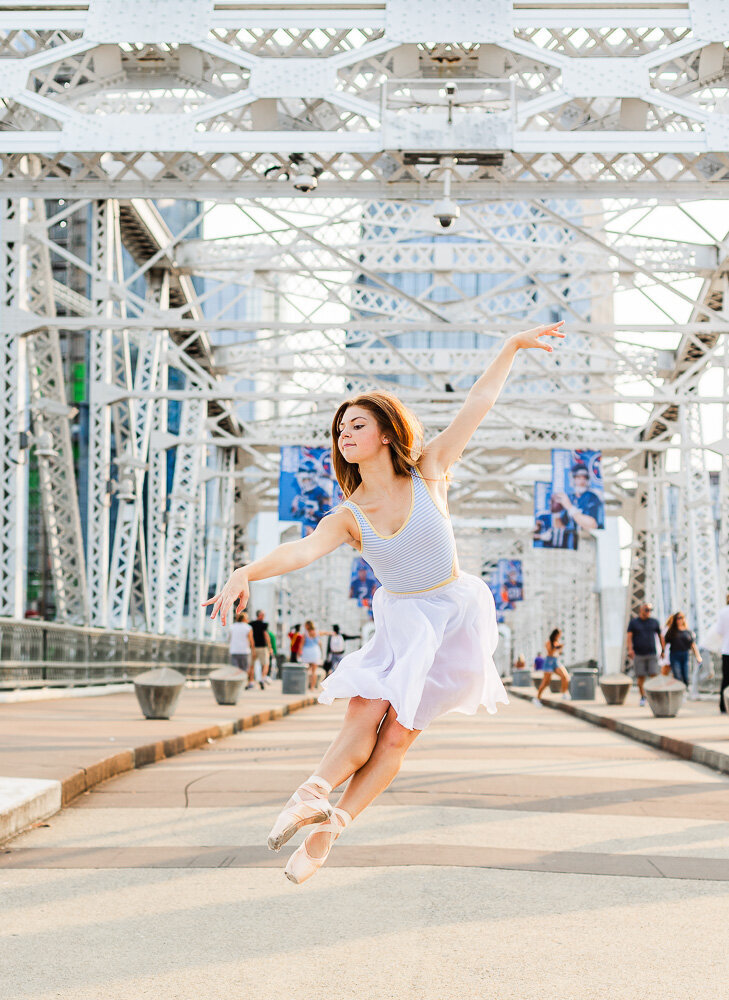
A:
[[709, 594, 729, 713], [229, 610, 255, 682]]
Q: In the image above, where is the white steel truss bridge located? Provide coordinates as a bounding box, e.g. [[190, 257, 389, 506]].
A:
[[0, 1, 728, 669]]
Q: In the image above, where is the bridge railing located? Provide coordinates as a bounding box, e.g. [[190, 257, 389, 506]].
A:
[[0, 619, 229, 690]]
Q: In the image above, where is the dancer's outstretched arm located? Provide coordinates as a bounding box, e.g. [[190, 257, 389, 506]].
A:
[[203, 508, 354, 625], [424, 321, 565, 472]]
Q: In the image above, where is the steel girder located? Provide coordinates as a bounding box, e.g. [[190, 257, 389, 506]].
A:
[[0, 200, 27, 619], [0, 3, 727, 650], [0, 197, 88, 624], [0, 7, 729, 201]]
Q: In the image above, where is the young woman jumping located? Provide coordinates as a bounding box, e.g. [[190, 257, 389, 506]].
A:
[[204, 321, 565, 884]]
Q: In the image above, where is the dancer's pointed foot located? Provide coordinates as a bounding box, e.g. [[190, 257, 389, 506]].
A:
[[267, 775, 333, 852], [285, 806, 352, 884]]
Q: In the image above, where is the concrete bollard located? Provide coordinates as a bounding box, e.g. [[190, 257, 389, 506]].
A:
[[134, 666, 185, 719], [209, 666, 246, 705], [511, 670, 532, 688], [644, 675, 685, 718], [281, 661, 308, 696], [599, 672, 632, 705]]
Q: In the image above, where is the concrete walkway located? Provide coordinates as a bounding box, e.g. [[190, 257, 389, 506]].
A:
[[509, 683, 729, 774], [2, 693, 729, 999], [0, 685, 317, 842]]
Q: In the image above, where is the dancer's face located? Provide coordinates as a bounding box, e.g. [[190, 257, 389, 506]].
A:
[[337, 406, 387, 463]]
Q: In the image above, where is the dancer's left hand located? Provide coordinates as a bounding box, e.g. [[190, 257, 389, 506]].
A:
[[509, 321, 565, 352]]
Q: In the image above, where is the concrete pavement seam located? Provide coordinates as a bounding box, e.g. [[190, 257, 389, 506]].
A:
[[509, 688, 729, 777], [3, 695, 319, 844]]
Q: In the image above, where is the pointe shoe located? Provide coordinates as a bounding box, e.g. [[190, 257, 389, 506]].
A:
[[284, 806, 352, 885], [267, 775, 333, 852]]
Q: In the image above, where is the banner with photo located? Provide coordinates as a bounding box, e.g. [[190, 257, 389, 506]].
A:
[[349, 556, 380, 614], [498, 559, 523, 607], [533, 480, 578, 550], [482, 561, 506, 623], [551, 449, 605, 534], [279, 446, 342, 533]]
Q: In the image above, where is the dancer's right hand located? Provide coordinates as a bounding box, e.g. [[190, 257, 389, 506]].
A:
[[201, 567, 249, 625]]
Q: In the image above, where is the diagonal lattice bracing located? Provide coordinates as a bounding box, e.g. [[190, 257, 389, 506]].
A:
[[0, 4, 726, 650]]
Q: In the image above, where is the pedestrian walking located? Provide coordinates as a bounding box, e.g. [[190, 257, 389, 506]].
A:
[[289, 623, 304, 663], [203, 320, 564, 884], [229, 610, 254, 675], [300, 620, 333, 691], [323, 624, 356, 677], [250, 609, 273, 689], [663, 611, 701, 686], [627, 602, 665, 705], [268, 626, 279, 680], [708, 593, 729, 713], [534, 628, 570, 702]]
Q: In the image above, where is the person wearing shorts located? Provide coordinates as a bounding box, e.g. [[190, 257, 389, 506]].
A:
[[627, 603, 665, 705], [229, 610, 254, 675]]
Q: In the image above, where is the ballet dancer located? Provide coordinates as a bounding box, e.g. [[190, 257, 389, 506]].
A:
[[203, 321, 565, 883]]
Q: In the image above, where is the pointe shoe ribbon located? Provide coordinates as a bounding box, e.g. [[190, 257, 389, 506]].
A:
[[284, 805, 352, 885], [267, 774, 333, 852]]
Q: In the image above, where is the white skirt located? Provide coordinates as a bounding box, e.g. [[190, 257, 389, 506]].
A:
[[318, 573, 508, 730]]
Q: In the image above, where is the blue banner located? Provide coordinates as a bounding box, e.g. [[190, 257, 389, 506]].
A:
[[551, 449, 604, 535], [482, 561, 506, 622], [349, 556, 380, 613], [533, 480, 578, 550], [498, 559, 523, 606], [279, 446, 342, 530]]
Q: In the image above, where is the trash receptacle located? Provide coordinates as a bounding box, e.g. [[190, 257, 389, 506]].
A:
[[281, 661, 308, 695], [512, 670, 532, 688], [569, 667, 598, 700]]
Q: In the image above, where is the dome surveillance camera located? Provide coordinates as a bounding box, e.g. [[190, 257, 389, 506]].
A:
[[34, 430, 57, 459], [291, 168, 318, 193], [432, 198, 460, 230]]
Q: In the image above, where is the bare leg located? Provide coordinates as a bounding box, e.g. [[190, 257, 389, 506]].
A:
[[305, 707, 420, 858], [555, 665, 570, 693], [313, 696, 390, 790], [270, 696, 388, 841], [536, 671, 552, 699], [637, 674, 646, 698]]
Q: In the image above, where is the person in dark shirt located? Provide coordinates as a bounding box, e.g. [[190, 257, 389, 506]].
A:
[[627, 602, 665, 705], [250, 609, 273, 688], [663, 611, 702, 686]]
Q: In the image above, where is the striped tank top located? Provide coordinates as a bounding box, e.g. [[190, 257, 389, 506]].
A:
[[343, 468, 458, 595]]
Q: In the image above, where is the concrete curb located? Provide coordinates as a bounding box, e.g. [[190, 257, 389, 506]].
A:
[[509, 687, 729, 777], [0, 777, 63, 843], [1, 695, 318, 842]]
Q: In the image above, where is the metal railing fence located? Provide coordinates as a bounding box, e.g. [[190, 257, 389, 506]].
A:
[[0, 619, 229, 690]]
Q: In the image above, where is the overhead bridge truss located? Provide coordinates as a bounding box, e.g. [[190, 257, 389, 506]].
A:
[[0, 2, 727, 660]]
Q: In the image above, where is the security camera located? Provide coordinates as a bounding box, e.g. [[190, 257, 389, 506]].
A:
[[432, 198, 460, 230], [34, 430, 57, 459], [444, 81, 457, 97], [291, 168, 318, 193]]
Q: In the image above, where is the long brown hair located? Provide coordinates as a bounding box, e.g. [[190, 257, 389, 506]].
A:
[[665, 611, 686, 637], [331, 391, 424, 498]]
